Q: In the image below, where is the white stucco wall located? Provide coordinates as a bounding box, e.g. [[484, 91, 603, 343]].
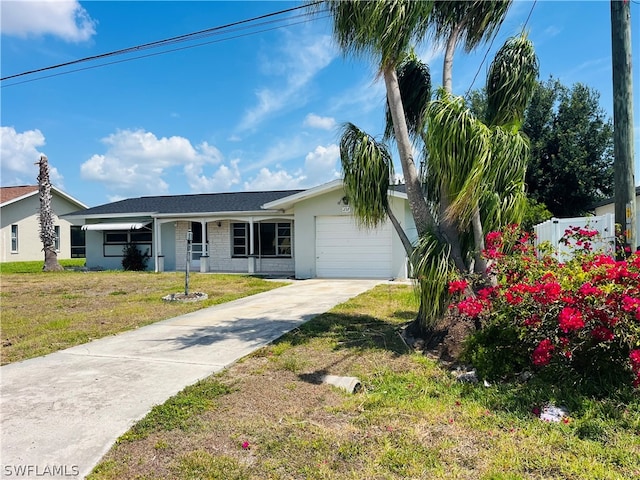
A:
[[0, 193, 84, 262], [292, 188, 414, 280]]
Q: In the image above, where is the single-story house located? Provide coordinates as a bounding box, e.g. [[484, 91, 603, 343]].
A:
[[1, 185, 88, 262], [64, 179, 417, 279]]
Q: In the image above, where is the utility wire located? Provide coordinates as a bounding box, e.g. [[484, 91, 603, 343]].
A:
[[3, 13, 331, 88], [464, 0, 537, 97], [1, 1, 323, 83]]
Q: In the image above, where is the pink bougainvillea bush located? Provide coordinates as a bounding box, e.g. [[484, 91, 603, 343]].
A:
[[453, 224, 640, 389]]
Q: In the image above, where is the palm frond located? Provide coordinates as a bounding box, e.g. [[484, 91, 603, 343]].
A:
[[411, 231, 455, 330], [339, 123, 393, 228], [323, 0, 434, 69], [425, 91, 491, 226], [486, 33, 539, 128], [429, 1, 512, 52], [384, 52, 432, 142]]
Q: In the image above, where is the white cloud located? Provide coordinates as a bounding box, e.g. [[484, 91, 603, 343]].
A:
[[237, 32, 337, 131], [243, 143, 340, 191], [0, 126, 63, 186], [244, 168, 306, 191], [1, 0, 96, 42], [303, 114, 337, 131], [304, 144, 340, 180], [185, 159, 241, 193], [80, 129, 223, 197]]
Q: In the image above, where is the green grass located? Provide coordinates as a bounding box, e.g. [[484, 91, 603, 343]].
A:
[[88, 284, 640, 480], [1, 269, 286, 364], [0, 258, 86, 273]]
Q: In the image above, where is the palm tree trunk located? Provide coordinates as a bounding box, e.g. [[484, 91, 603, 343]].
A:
[[439, 20, 471, 275], [37, 155, 63, 272], [438, 185, 467, 273], [385, 203, 413, 256], [471, 206, 488, 274], [382, 66, 436, 238]]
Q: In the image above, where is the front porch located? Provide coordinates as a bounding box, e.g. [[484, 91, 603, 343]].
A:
[[153, 218, 294, 277]]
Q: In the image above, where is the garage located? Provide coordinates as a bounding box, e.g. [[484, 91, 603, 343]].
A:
[[315, 215, 393, 278]]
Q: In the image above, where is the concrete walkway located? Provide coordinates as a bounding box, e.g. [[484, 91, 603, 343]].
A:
[[0, 279, 384, 479]]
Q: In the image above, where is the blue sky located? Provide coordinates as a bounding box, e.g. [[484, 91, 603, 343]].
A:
[[1, 0, 638, 208]]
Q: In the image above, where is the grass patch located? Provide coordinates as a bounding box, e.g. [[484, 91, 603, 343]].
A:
[[0, 258, 86, 273], [0, 270, 286, 364], [88, 284, 640, 480]]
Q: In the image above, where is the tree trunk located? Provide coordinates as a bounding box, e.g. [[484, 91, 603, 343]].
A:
[[438, 21, 468, 275], [37, 155, 63, 272], [383, 66, 436, 238], [385, 203, 414, 257], [471, 207, 488, 275]]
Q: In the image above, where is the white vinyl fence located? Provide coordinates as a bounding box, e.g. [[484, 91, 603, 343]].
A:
[[534, 214, 615, 262]]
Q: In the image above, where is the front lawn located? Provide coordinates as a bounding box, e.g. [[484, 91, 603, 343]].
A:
[[0, 269, 286, 364], [88, 284, 640, 480]]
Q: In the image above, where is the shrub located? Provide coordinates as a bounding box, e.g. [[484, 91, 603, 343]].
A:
[[122, 243, 149, 271], [453, 224, 640, 391]]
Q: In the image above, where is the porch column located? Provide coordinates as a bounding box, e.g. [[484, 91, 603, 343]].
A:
[[154, 218, 164, 272], [248, 217, 256, 274], [200, 220, 209, 273]]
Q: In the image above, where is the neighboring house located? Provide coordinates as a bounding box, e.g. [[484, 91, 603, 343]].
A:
[[64, 179, 417, 279], [592, 186, 640, 246], [0, 185, 88, 262]]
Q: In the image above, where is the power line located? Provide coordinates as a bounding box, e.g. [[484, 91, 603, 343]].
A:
[[3, 13, 331, 88], [1, 1, 323, 83], [464, 0, 538, 97]]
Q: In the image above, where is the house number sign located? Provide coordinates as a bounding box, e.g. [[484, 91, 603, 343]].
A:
[[342, 206, 351, 213]]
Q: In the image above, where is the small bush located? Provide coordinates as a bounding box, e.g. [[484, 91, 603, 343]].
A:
[[121, 243, 149, 271], [452, 224, 640, 392]]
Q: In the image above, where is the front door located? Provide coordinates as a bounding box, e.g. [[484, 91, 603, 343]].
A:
[[190, 222, 203, 269]]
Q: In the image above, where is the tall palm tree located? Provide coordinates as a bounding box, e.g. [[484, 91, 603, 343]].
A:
[[317, 0, 538, 334], [37, 155, 64, 271], [321, 0, 436, 238]]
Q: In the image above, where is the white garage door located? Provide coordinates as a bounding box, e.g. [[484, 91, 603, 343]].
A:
[[315, 216, 393, 278]]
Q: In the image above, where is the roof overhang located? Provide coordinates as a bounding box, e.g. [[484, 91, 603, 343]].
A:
[[262, 179, 408, 211], [82, 222, 150, 231]]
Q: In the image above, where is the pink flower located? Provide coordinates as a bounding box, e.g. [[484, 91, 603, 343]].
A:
[[456, 298, 484, 318], [558, 306, 585, 333], [448, 279, 469, 295], [630, 350, 640, 370], [532, 339, 554, 366], [591, 326, 614, 342], [241, 441, 250, 450]]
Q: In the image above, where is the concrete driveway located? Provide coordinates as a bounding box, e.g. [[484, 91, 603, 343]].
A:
[[0, 278, 384, 479]]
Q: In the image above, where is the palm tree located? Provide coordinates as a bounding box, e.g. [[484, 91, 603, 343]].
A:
[[317, 0, 538, 335], [37, 155, 64, 271], [321, 0, 436, 238]]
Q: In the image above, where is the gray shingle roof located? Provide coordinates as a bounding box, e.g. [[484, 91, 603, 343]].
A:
[[67, 190, 305, 217]]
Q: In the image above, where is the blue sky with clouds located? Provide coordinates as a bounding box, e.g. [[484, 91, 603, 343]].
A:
[[1, 0, 638, 207]]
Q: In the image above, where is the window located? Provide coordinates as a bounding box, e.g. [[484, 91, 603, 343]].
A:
[[11, 225, 18, 252], [54, 226, 60, 252], [103, 228, 152, 257], [232, 222, 292, 257], [70, 226, 86, 258]]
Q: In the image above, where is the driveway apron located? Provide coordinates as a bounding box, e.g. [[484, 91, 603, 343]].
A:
[[0, 279, 384, 479]]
